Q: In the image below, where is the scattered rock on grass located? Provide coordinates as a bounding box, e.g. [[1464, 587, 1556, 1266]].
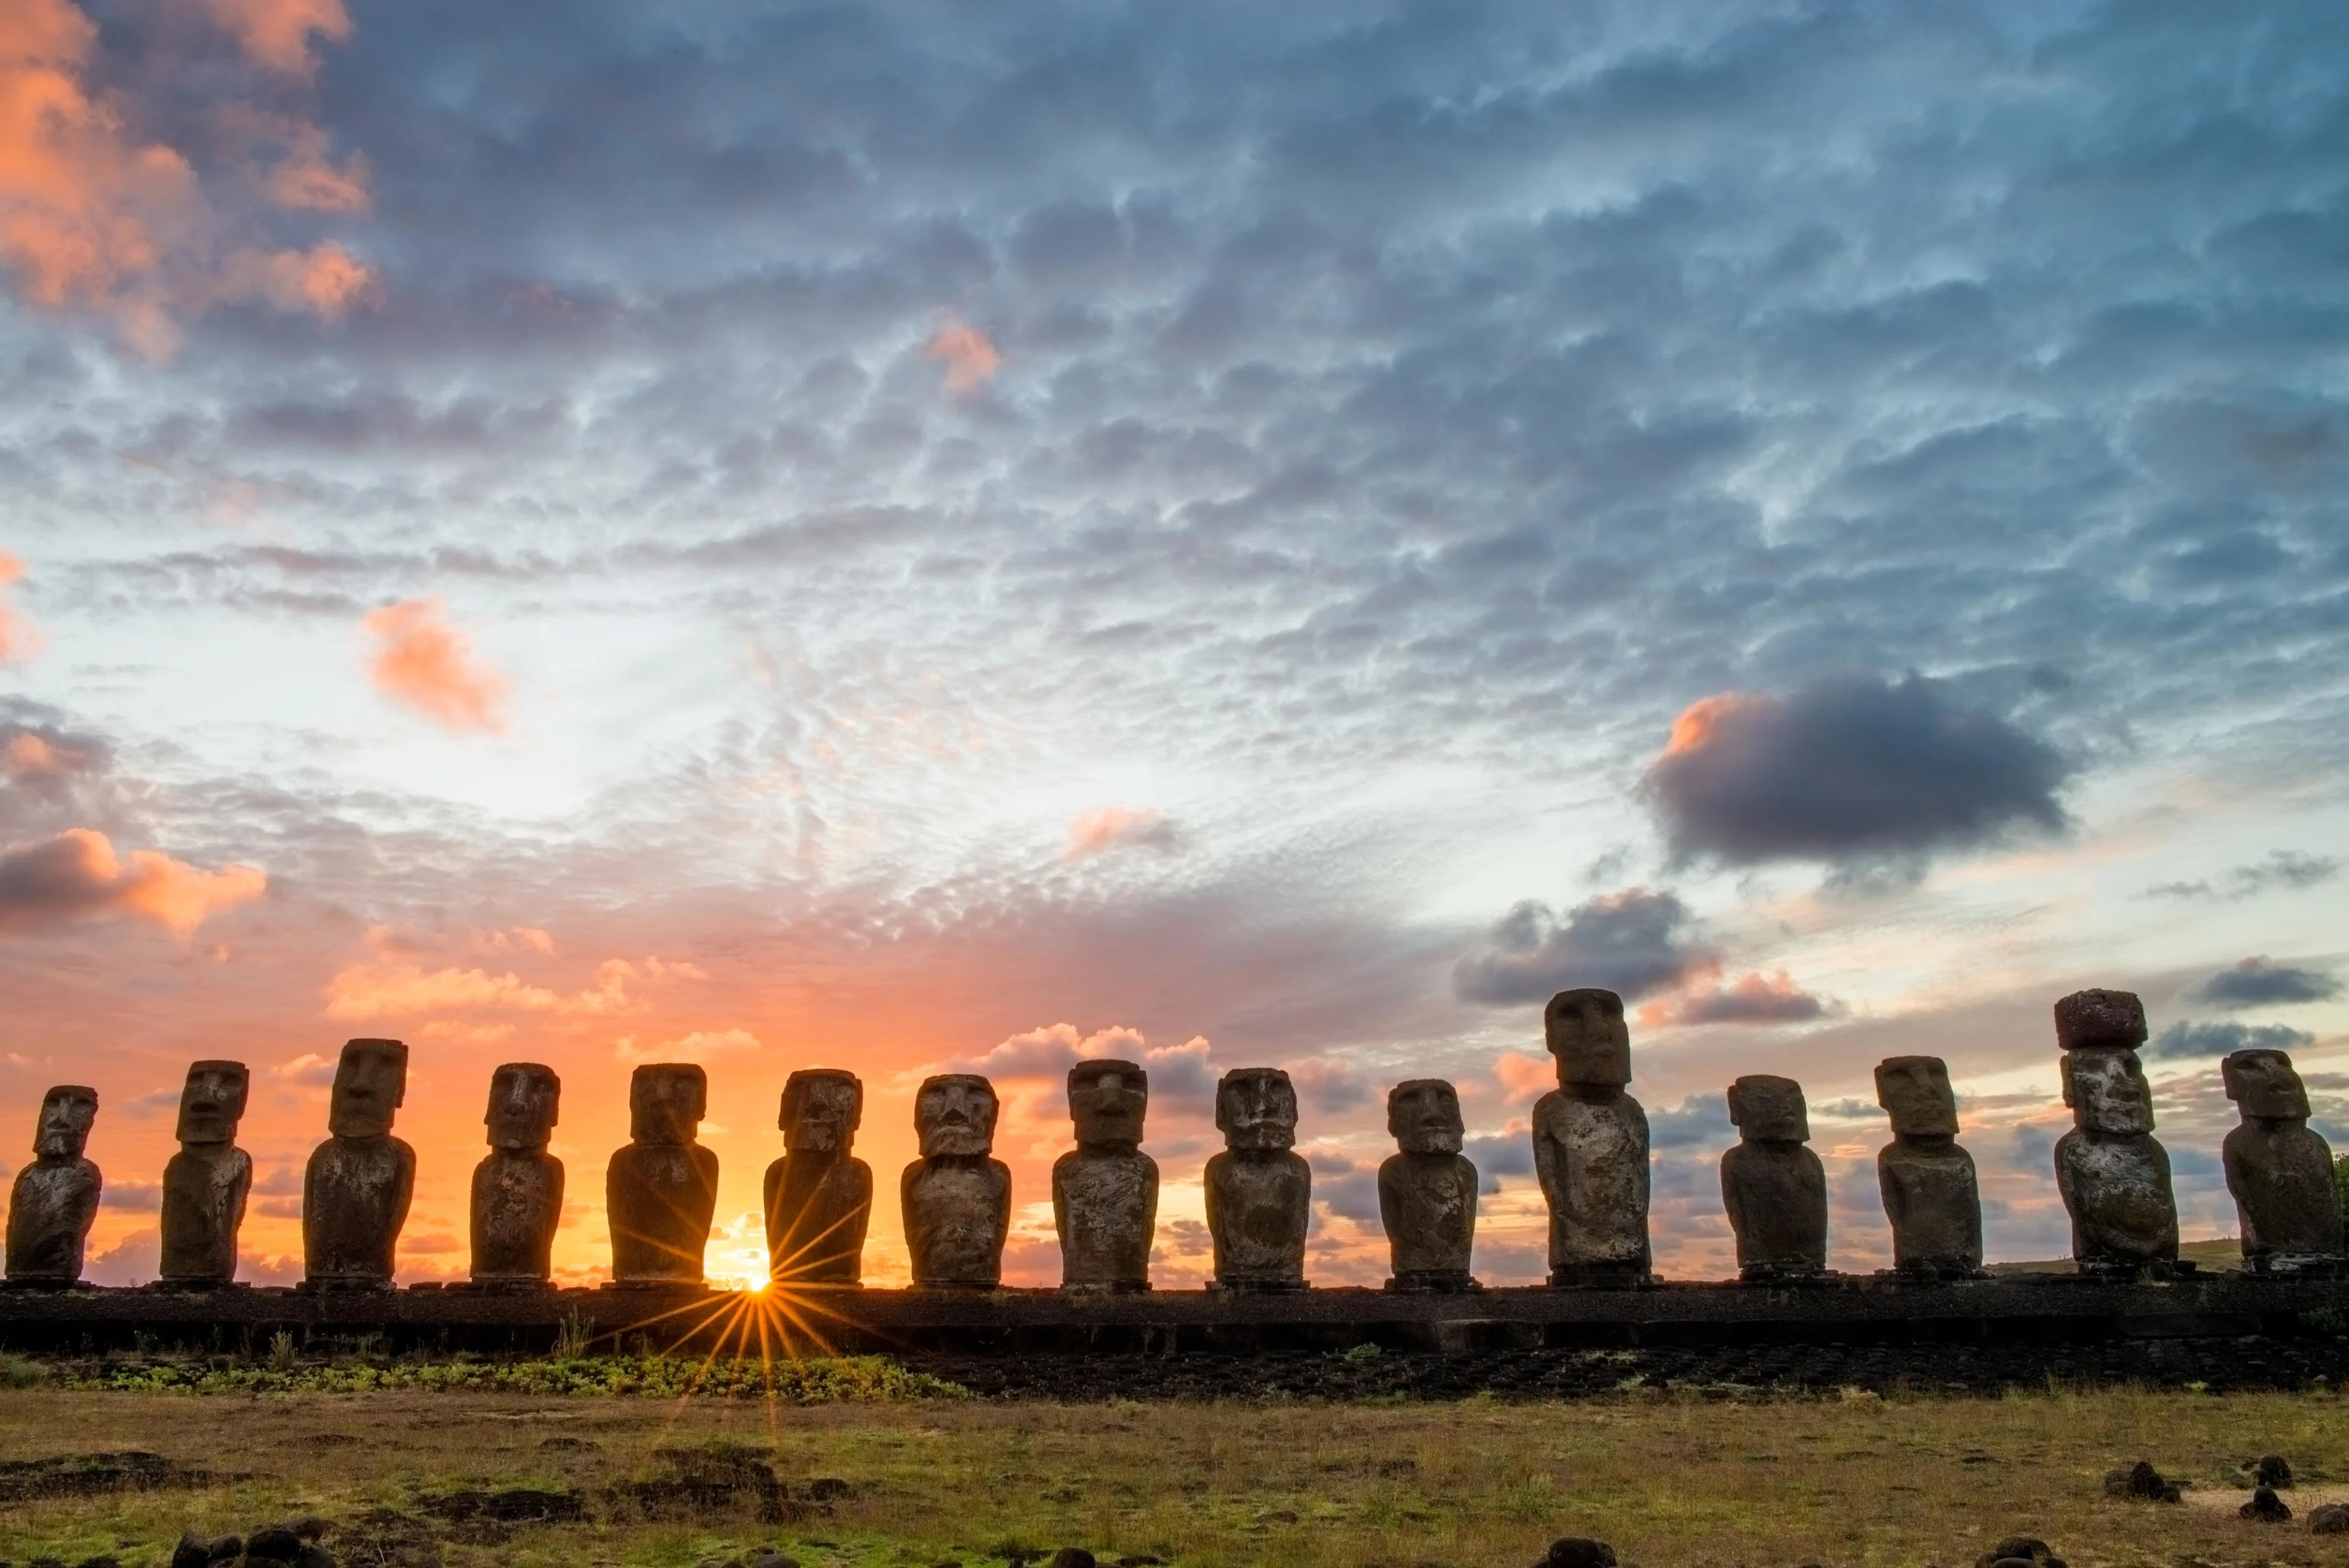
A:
[[2102, 1461, 2180, 1502], [1535, 1539, 1618, 1568], [1045, 1550, 1096, 1568], [1975, 1536, 2066, 1568], [2241, 1484, 2293, 1523], [2309, 1503, 2349, 1534], [2257, 1454, 2293, 1487]]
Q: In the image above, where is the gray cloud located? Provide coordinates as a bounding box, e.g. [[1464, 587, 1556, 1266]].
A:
[[1647, 1093, 1734, 1151], [1663, 974, 1833, 1027], [1643, 675, 2073, 871], [2145, 850, 2341, 902], [2144, 1020, 2317, 1062], [1453, 888, 1716, 1006], [2195, 957, 2343, 1008]]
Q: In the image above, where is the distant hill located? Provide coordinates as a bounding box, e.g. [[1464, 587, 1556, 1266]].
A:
[[1986, 1237, 2243, 1275]]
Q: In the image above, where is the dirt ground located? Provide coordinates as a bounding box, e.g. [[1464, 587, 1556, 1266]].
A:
[[6, 1380, 2349, 1567]]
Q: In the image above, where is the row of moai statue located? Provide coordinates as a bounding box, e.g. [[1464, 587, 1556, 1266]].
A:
[[6, 988, 2343, 1290]]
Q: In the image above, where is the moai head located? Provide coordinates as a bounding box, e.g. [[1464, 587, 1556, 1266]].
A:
[[1874, 1056, 1959, 1139], [1068, 1060, 1148, 1149], [484, 1063, 560, 1151], [2055, 988, 2148, 1053], [328, 1039, 407, 1139], [629, 1063, 707, 1145], [2060, 1049, 2154, 1136], [1728, 1075, 1808, 1143], [914, 1074, 999, 1159], [32, 1086, 97, 1160], [2224, 1048, 2311, 1121], [1544, 988, 1631, 1088], [781, 1068, 863, 1154], [1388, 1079, 1464, 1155], [176, 1061, 248, 1146], [1216, 1068, 1299, 1153]]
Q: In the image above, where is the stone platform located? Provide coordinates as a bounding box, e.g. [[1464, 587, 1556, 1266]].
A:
[[1, 1273, 2343, 1358]]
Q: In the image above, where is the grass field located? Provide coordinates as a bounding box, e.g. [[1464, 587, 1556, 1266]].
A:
[[4, 1371, 2349, 1568]]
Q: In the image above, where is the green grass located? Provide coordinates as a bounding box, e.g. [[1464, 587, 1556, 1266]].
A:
[[35, 1350, 963, 1401]]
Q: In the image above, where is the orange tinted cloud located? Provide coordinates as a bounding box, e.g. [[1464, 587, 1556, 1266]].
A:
[[0, 827, 265, 937], [0, 0, 371, 352], [1063, 806, 1179, 859], [1661, 692, 1762, 758], [195, 0, 352, 75], [924, 316, 1001, 393], [362, 597, 510, 734], [0, 551, 40, 662], [324, 953, 704, 1020]]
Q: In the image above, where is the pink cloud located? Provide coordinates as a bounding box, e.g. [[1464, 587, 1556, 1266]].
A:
[[0, 552, 42, 663], [324, 953, 703, 1020], [1493, 1051, 1553, 1099], [1642, 970, 1834, 1028], [192, 0, 352, 76], [362, 597, 510, 734], [1063, 806, 1179, 860], [924, 315, 1000, 393], [0, 827, 265, 937]]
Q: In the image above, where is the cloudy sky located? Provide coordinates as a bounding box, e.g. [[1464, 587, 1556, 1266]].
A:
[[1, 0, 2343, 1289]]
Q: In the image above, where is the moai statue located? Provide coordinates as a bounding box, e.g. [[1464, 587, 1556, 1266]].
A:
[[3, 1087, 100, 1286], [1532, 989, 1652, 1287], [764, 1069, 872, 1285], [1720, 1074, 1828, 1282], [1379, 1079, 1479, 1291], [1204, 1068, 1311, 1291], [606, 1063, 719, 1286], [1873, 1056, 1983, 1279], [902, 1074, 1011, 1288], [1053, 1060, 1157, 1291], [158, 1062, 252, 1287], [2222, 1048, 2343, 1276], [2051, 989, 2179, 1279], [470, 1063, 563, 1287], [303, 1039, 414, 1290]]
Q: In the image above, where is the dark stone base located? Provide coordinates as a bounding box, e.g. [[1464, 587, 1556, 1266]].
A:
[[1549, 1266, 1655, 1289], [1059, 1280, 1151, 1295], [1211, 1278, 1308, 1294], [1737, 1265, 1837, 1285], [297, 1277, 395, 1293], [1386, 1271, 1482, 1293]]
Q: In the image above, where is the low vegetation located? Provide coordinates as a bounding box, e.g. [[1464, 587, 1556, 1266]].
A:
[[4, 1375, 2349, 1566]]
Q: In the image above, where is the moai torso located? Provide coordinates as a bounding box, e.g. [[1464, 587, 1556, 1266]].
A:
[[2051, 990, 2177, 1277], [160, 1061, 251, 1286], [1532, 988, 1651, 1284], [607, 1063, 718, 1285], [1721, 1075, 1827, 1280], [901, 1074, 1010, 1288], [1205, 1068, 1310, 1290], [1055, 1059, 1157, 1290], [1874, 1055, 1983, 1277], [1381, 1079, 1478, 1289], [2222, 1048, 2343, 1273], [764, 1069, 872, 1285], [471, 1064, 564, 1285], [303, 1040, 415, 1288], [4, 1087, 100, 1284]]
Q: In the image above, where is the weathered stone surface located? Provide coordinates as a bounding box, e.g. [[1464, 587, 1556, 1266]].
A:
[[2052, 1004, 2177, 1278], [2257, 1454, 2292, 1487], [765, 1069, 872, 1285], [2310, 1503, 2349, 1534], [4, 1086, 100, 1285], [1534, 989, 1651, 1287], [470, 1064, 563, 1286], [1536, 1540, 1619, 1568], [2243, 1484, 2293, 1522], [303, 1041, 415, 1289], [1054, 1061, 1157, 1291], [159, 1061, 251, 1286], [2222, 1049, 2343, 1275], [607, 1064, 719, 1285], [2054, 987, 2148, 1052], [1721, 1075, 1827, 1282], [1380, 1079, 1478, 1291], [1874, 1055, 1983, 1278], [1204, 1068, 1310, 1291], [1977, 1539, 2066, 1568], [2105, 1460, 2180, 1502], [902, 1074, 1010, 1288]]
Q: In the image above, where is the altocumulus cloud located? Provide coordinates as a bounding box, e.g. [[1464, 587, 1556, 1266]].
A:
[[1644, 677, 2071, 871], [2195, 956, 2343, 1008], [1454, 888, 1717, 1006], [2145, 1020, 2317, 1062]]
